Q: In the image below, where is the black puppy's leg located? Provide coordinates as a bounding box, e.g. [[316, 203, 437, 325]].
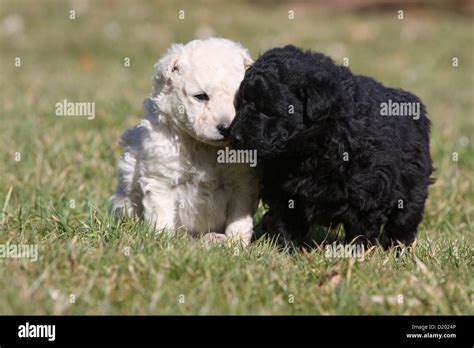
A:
[[344, 216, 387, 248], [383, 202, 425, 248], [343, 221, 367, 245], [262, 212, 295, 250], [262, 208, 309, 252]]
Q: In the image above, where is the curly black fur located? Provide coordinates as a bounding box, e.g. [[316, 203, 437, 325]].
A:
[[229, 45, 434, 250]]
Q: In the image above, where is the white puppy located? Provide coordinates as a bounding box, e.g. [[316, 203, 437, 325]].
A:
[[110, 38, 259, 245]]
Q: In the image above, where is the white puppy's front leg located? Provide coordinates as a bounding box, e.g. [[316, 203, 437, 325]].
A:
[[141, 181, 176, 233], [225, 187, 258, 246]]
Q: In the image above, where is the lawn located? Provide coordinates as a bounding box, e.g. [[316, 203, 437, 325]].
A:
[[0, 0, 472, 314]]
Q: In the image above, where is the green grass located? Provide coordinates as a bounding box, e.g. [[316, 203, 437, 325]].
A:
[[0, 0, 473, 314]]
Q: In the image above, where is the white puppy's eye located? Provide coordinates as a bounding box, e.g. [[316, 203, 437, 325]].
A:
[[194, 93, 209, 102]]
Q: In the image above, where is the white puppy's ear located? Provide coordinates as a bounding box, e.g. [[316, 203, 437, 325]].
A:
[[240, 48, 254, 70], [152, 43, 184, 92]]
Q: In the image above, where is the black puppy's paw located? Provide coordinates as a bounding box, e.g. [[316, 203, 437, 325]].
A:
[[262, 212, 301, 252]]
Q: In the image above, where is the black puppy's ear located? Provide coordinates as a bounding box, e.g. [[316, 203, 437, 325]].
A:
[[300, 69, 341, 126]]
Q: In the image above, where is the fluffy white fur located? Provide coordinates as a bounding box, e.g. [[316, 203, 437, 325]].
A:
[[110, 38, 259, 244]]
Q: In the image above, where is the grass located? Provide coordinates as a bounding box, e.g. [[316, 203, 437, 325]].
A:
[[0, 0, 473, 314]]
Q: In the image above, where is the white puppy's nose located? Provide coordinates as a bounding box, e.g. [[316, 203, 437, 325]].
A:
[[216, 123, 230, 137]]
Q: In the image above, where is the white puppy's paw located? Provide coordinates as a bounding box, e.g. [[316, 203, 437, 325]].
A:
[[225, 217, 253, 246], [202, 232, 228, 246]]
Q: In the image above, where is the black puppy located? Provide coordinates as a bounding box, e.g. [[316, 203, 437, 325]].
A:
[[229, 45, 433, 250]]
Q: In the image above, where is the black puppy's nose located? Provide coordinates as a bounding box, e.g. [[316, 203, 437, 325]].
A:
[[230, 133, 242, 147], [217, 123, 230, 138]]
